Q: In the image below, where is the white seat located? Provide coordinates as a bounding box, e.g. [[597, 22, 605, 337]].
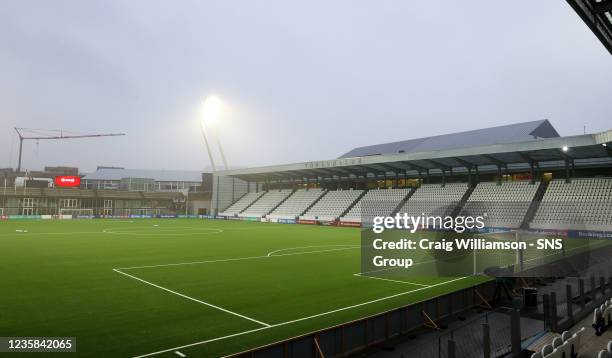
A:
[[268, 188, 324, 220], [240, 189, 293, 218], [341, 188, 411, 223], [300, 189, 364, 221], [462, 181, 539, 228], [219, 191, 265, 216], [531, 178, 612, 231]]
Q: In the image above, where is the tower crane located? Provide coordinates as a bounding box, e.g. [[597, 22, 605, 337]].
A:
[[14, 128, 126, 172]]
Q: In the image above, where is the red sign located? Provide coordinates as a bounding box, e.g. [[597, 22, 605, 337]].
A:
[[54, 176, 81, 187]]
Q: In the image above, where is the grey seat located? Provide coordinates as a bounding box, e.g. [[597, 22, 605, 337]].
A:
[[598, 350, 611, 358], [561, 331, 571, 342], [542, 344, 554, 357]]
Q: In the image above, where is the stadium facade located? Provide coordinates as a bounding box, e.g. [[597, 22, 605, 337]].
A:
[[211, 120, 612, 235], [0, 167, 212, 218]]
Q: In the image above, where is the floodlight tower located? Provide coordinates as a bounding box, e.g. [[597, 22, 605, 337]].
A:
[[201, 96, 229, 171]]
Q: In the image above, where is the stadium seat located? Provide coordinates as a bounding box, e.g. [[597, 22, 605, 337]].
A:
[[604, 305, 612, 327], [341, 188, 411, 223], [300, 189, 364, 221], [594, 307, 605, 335], [397, 183, 468, 219], [531, 352, 543, 358], [461, 181, 539, 228], [542, 344, 554, 357], [561, 331, 571, 342], [240, 189, 293, 218], [569, 327, 584, 357], [531, 178, 612, 231], [218, 191, 265, 217], [267, 188, 325, 220]]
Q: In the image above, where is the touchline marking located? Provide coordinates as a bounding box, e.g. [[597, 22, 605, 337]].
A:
[[132, 327, 270, 358], [131, 275, 471, 358], [112, 269, 271, 328], [353, 273, 430, 287]]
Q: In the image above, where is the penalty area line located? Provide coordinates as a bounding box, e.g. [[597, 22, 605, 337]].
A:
[[112, 269, 271, 328]]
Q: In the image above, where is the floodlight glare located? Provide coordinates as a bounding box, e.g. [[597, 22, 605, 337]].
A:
[[562, 145, 569, 152], [202, 95, 223, 125]]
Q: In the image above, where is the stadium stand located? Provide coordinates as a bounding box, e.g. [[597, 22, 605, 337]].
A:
[[267, 188, 325, 220], [530, 327, 584, 358], [531, 178, 612, 231], [218, 191, 265, 217], [300, 189, 364, 221], [340, 188, 411, 223], [461, 181, 540, 228], [593, 299, 612, 336], [239, 189, 293, 218], [398, 183, 469, 218]]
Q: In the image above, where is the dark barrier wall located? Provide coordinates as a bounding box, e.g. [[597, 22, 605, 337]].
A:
[[231, 281, 496, 358]]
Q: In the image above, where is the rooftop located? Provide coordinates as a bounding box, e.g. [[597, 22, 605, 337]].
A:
[[340, 120, 560, 158], [83, 168, 204, 182]]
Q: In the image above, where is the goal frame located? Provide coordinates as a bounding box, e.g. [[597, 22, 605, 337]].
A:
[[59, 208, 95, 218]]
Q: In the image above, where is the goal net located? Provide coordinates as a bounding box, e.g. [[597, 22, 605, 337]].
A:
[[59, 208, 94, 218], [472, 230, 521, 277]]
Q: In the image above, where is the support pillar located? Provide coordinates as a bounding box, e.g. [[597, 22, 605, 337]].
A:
[[483, 323, 491, 358], [511, 309, 522, 357]]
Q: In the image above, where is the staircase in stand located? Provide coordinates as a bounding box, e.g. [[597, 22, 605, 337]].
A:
[[450, 184, 476, 217], [338, 190, 369, 219], [520, 181, 547, 230], [390, 187, 417, 216]]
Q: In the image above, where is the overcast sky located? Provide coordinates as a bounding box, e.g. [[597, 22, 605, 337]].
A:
[[1, 0, 611, 173]]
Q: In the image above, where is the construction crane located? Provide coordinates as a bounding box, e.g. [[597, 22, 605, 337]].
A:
[[14, 127, 126, 172]]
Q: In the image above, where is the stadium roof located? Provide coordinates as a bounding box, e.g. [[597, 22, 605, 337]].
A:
[[82, 168, 203, 182], [215, 127, 612, 182], [340, 120, 559, 158], [568, 0, 612, 55]]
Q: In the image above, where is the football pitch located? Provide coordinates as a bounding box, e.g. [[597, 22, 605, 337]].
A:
[[0, 219, 500, 357]]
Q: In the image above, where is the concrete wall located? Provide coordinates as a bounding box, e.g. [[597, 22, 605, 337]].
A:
[[211, 175, 261, 215]]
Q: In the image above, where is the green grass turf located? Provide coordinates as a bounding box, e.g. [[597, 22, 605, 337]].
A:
[[0, 218, 555, 357]]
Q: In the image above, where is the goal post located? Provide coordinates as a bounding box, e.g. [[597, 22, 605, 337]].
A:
[[472, 229, 523, 276]]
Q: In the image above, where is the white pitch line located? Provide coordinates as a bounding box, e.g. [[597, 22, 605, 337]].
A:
[[266, 245, 360, 257], [522, 239, 609, 264], [116, 247, 360, 271], [132, 275, 471, 358], [274, 275, 470, 327], [113, 269, 271, 328], [132, 327, 270, 358], [174, 351, 186, 357], [353, 273, 430, 287]]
